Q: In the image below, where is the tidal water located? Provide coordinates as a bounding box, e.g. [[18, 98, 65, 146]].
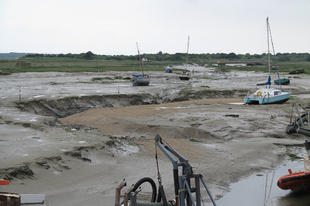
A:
[[209, 157, 310, 206]]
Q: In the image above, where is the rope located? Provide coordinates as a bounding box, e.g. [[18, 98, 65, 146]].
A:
[[300, 174, 310, 193], [155, 141, 162, 186]]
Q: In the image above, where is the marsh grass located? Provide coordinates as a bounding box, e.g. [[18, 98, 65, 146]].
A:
[[189, 138, 201, 143], [1, 58, 310, 74], [287, 153, 302, 161], [215, 62, 310, 75]]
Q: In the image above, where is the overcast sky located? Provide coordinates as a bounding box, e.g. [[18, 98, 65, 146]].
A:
[[1, 0, 309, 55]]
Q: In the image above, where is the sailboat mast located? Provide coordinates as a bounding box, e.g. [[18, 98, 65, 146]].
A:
[[136, 42, 144, 75], [186, 36, 190, 71], [267, 17, 270, 76]]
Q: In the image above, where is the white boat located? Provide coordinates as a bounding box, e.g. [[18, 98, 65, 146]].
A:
[[179, 36, 191, 81], [244, 17, 291, 105], [131, 43, 150, 86]]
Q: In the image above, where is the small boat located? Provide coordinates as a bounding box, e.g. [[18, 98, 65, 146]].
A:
[[218, 61, 226, 66], [179, 71, 190, 80], [289, 68, 304, 74], [131, 43, 150, 86], [131, 74, 150, 86], [244, 17, 291, 105], [165, 66, 173, 73], [244, 87, 291, 104], [0, 179, 10, 185], [277, 169, 310, 193], [274, 78, 290, 85], [179, 36, 191, 81]]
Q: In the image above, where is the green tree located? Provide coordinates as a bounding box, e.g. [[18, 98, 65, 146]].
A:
[[227, 52, 238, 60], [83, 51, 95, 60]]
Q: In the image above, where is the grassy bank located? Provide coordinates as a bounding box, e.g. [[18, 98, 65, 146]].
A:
[[1, 58, 310, 75]]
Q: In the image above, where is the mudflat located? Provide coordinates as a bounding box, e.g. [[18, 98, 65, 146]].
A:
[[0, 66, 309, 205]]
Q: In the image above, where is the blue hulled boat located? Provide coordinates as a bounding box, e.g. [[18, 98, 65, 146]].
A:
[[244, 17, 291, 105]]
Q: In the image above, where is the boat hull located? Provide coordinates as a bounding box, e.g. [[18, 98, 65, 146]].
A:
[[274, 78, 290, 85], [131, 77, 150, 86], [277, 171, 310, 193], [179, 74, 190, 80], [244, 92, 291, 105]]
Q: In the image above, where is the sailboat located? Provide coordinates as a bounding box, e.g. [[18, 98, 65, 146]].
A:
[[179, 36, 191, 80], [244, 17, 291, 105], [131, 43, 150, 86]]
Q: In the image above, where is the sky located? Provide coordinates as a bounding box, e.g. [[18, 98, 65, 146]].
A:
[[0, 0, 309, 55]]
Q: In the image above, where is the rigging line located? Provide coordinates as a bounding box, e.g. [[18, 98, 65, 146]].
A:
[[300, 174, 310, 192], [136, 42, 144, 75], [185, 36, 190, 71], [264, 172, 268, 204], [267, 171, 275, 199], [267, 19, 282, 89]]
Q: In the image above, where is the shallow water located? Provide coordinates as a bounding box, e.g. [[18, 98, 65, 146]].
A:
[[208, 157, 310, 206]]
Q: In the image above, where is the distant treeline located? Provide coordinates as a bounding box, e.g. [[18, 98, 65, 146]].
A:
[[11, 51, 310, 62], [0, 52, 30, 59]]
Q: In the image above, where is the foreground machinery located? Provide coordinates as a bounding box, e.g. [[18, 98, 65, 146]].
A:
[[115, 135, 217, 206], [277, 102, 310, 192]]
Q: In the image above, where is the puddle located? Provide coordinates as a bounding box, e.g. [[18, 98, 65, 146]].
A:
[[209, 157, 310, 206]]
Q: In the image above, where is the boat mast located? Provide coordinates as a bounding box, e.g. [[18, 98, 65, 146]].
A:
[[185, 36, 190, 71], [268, 18, 282, 89], [266, 17, 271, 88], [136, 42, 144, 75], [267, 18, 271, 77]]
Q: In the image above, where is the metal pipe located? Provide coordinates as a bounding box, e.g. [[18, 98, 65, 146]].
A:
[[124, 184, 135, 206], [115, 179, 126, 206], [200, 177, 217, 206]]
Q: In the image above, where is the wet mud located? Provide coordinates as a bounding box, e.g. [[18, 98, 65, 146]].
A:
[[1, 69, 310, 205]]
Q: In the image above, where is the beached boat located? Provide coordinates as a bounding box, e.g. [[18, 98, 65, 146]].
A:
[[179, 71, 190, 80], [131, 43, 150, 86], [274, 78, 290, 85], [165, 66, 173, 73], [179, 36, 191, 81], [277, 169, 310, 192], [244, 17, 291, 105]]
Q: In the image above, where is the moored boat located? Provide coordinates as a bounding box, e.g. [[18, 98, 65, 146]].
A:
[[131, 43, 150, 86], [274, 78, 290, 85], [244, 88, 291, 104], [244, 17, 291, 105], [131, 74, 150, 86], [165, 66, 173, 73], [179, 36, 191, 81], [179, 71, 190, 80]]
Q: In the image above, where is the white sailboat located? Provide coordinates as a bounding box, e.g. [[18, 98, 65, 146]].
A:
[[244, 17, 291, 105], [131, 43, 150, 86], [179, 36, 191, 80]]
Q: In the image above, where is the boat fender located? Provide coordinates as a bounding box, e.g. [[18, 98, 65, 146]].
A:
[[257, 91, 262, 96]]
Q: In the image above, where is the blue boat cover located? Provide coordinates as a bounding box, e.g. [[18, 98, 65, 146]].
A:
[[133, 74, 144, 78], [257, 76, 271, 86]]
